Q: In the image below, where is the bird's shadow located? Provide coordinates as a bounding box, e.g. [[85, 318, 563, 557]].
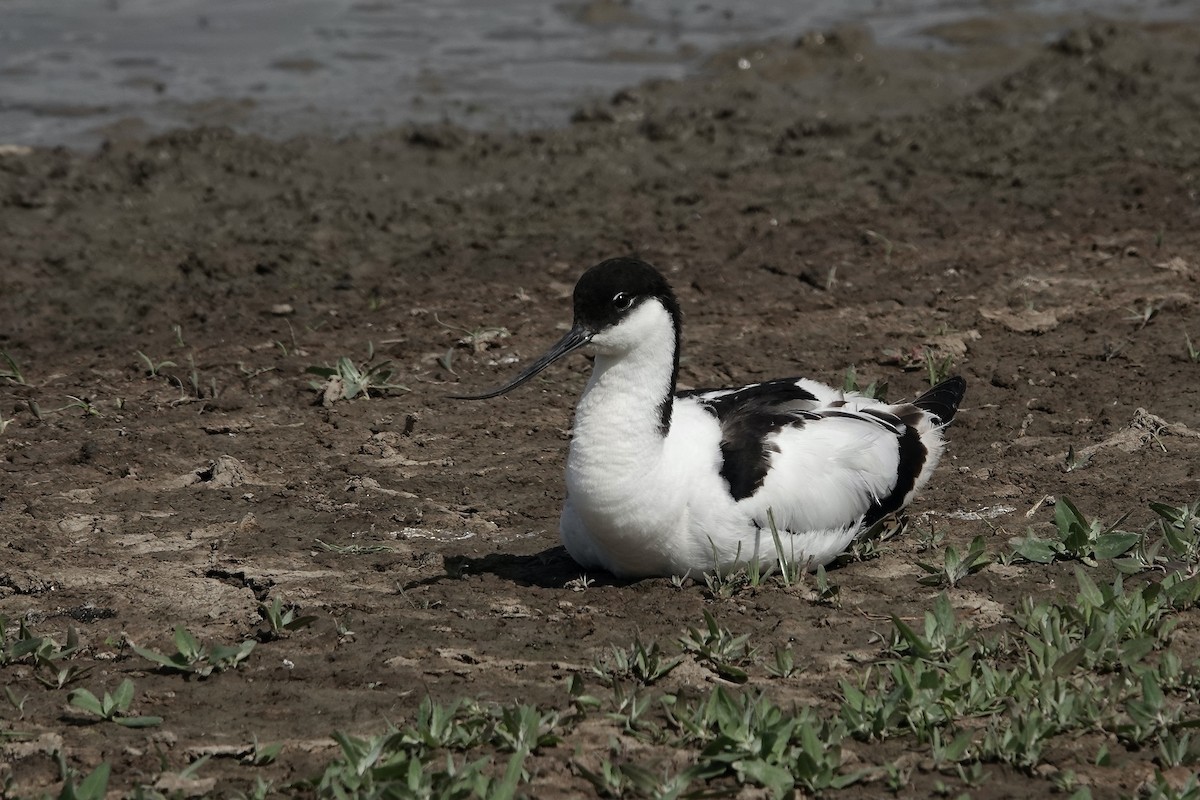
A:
[[403, 546, 633, 590]]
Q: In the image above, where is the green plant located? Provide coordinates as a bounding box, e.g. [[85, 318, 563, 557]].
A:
[[679, 610, 756, 683], [306, 344, 410, 402], [130, 626, 256, 677], [1010, 497, 1140, 566], [434, 314, 510, 353], [979, 707, 1056, 772], [57, 761, 110, 800], [916, 535, 992, 587], [766, 646, 797, 679], [258, 597, 318, 640], [924, 347, 955, 387], [1, 618, 86, 688], [702, 570, 751, 600], [245, 735, 283, 767], [1141, 771, 1200, 800], [666, 687, 864, 795], [1151, 499, 1200, 567], [4, 685, 29, 718], [843, 365, 888, 401], [492, 704, 561, 753], [812, 563, 841, 607], [888, 593, 976, 662], [0, 351, 26, 384], [313, 698, 546, 800], [764, 509, 807, 587], [1125, 301, 1161, 330], [68, 679, 162, 727], [136, 350, 177, 378], [1063, 444, 1092, 473], [1186, 333, 1200, 363], [60, 395, 103, 417], [593, 634, 682, 687]]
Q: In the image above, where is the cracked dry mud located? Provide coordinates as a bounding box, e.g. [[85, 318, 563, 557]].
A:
[[2, 16, 1200, 798]]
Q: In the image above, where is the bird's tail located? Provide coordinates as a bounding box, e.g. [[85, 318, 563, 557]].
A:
[[914, 377, 967, 426]]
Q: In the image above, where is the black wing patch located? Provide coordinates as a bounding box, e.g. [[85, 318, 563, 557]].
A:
[[862, 425, 927, 526], [684, 378, 931, 505], [682, 380, 820, 501]]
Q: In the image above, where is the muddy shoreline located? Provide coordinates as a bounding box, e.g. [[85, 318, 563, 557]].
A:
[[3, 16, 1200, 798]]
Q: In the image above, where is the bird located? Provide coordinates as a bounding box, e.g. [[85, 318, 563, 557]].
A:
[[456, 257, 966, 580]]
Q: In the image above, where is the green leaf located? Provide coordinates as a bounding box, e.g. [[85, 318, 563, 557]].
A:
[[944, 546, 961, 576], [890, 616, 930, 659], [1149, 502, 1183, 524], [110, 679, 135, 712], [1141, 669, 1166, 709], [1093, 532, 1141, 560], [283, 614, 318, 632], [130, 644, 192, 673], [1120, 637, 1157, 668], [1051, 647, 1087, 678], [115, 715, 163, 728], [174, 627, 203, 661], [67, 688, 105, 717], [712, 661, 748, 684], [1054, 497, 1088, 535], [737, 758, 795, 795], [1074, 567, 1104, 608], [1013, 536, 1060, 564], [490, 749, 527, 800], [71, 762, 111, 800]]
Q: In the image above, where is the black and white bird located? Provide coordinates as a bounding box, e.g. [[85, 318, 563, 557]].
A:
[[458, 257, 966, 579]]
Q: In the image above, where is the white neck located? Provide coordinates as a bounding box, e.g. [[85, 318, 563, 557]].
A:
[[566, 301, 678, 488]]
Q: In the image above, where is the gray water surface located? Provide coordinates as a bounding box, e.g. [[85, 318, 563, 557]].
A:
[[0, 0, 1189, 150]]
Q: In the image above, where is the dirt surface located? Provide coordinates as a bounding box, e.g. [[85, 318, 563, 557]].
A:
[[3, 15, 1200, 799]]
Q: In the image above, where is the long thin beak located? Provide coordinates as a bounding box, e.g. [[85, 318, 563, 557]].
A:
[[451, 323, 593, 400]]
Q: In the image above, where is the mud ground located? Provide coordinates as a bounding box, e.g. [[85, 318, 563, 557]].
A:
[[2, 14, 1200, 799]]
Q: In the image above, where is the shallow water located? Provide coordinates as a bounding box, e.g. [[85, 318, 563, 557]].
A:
[[0, 0, 1187, 149]]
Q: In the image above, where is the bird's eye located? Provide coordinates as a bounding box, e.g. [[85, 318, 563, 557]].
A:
[[612, 292, 634, 311]]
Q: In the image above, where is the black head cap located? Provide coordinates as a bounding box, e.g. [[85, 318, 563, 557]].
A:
[[572, 257, 681, 333]]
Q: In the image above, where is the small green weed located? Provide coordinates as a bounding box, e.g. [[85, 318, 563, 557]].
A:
[[924, 347, 955, 387], [888, 593, 976, 662], [313, 695, 559, 799], [1186, 333, 1200, 363], [245, 735, 283, 766], [135, 350, 177, 378], [766, 645, 798, 679], [130, 626, 256, 677], [592, 634, 682, 687], [60, 395, 103, 417], [0, 350, 26, 385], [1151, 499, 1200, 567], [843, 365, 888, 401], [68, 679, 162, 727], [916, 535, 992, 588], [1063, 444, 1093, 473], [434, 314, 510, 353], [258, 597, 318, 640], [679, 610, 757, 684], [1010, 497, 1140, 566], [306, 345, 410, 402], [1125, 301, 1161, 330], [56, 761, 111, 800], [812, 563, 841, 607]]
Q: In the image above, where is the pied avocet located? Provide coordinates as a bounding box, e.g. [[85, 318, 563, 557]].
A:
[[458, 257, 966, 579]]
